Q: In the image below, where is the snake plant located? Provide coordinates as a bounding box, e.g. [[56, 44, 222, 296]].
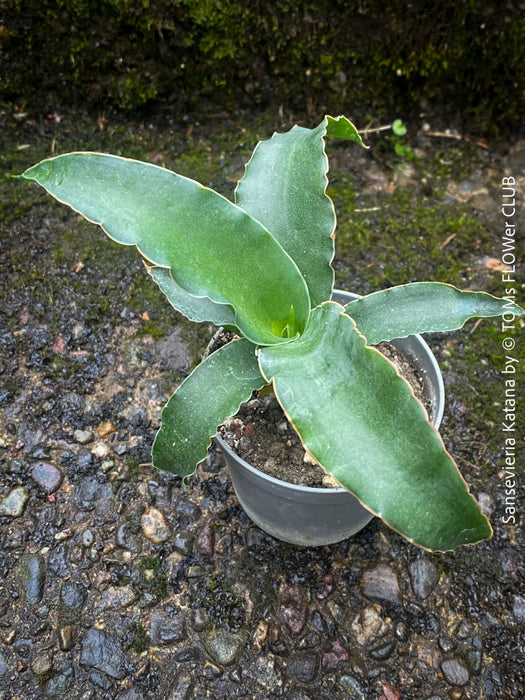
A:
[[20, 116, 523, 551]]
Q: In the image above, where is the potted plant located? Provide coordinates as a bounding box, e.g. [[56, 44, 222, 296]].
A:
[[214, 287, 447, 546], [20, 115, 523, 551]]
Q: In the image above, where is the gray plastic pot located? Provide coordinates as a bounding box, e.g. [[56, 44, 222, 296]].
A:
[[215, 290, 445, 546]]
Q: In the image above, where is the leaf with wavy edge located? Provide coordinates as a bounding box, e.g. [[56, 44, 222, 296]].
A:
[[153, 338, 265, 477], [235, 115, 366, 307], [22, 153, 310, 346], [345, 282, 524, 344], [258, 302, 492, 551], [147, 265, 237, 328], [325, 115, 368, 146]]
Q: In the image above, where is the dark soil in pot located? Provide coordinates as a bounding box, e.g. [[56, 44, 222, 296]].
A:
[[218, 341, 433, 489]]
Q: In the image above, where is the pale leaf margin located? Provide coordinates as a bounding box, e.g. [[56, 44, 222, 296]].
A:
[[235, 115, 367, 308], [147, 264, 238, 328], [21, 153, 310, 346], [258, 302, 493, 552], [152, 338, 265, 479], [345, 281, 524, 344]]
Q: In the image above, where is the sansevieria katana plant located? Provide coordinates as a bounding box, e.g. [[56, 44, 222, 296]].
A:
[[20, 116, 523, 551]]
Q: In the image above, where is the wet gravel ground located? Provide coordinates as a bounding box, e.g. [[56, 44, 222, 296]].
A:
[[1, 107, 524, 699]]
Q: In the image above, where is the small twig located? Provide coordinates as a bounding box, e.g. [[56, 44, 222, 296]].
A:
[[439, 233, 456, 250], [354, 206, 388, 213], [419, 130, 489, 150], [468, 318, 484, 334], [360, 123, 393, 135]]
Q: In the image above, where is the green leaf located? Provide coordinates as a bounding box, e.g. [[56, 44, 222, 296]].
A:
[[259, 302, 492, 551], [147, 265, 237, 328], [325, 115, 368, 147], [152, 338, 265, 477], [22, 153, 310, 346], [346, 282, 525, 344], [392, 119, 407, 136], [235, 115, 366, 307]]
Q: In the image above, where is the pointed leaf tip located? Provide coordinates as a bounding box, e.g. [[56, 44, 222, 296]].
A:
[[259, 302, 492, 551], [153, 338, 265, 477]]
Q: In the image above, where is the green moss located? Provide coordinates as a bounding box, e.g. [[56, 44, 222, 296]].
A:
[[49, 354, 86, 379], [126, 621, 150, 654], [198, 571, 245, 632], [126, 456, 141, 481], [3, 1, 524, 136], [136, 555, 168, 603]]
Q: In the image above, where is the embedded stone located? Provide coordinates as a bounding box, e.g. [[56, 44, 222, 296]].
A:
[[31, 462, 64, 493], [73, 429, 94, 445], [97, 421, 116, 438], [75, 477, 112, 510], [512, 595, 525, 624], [16, 553, 46, 605], [441, 658, 469, 687], [195, 519, 215, 556], [141, 507, 170, 543], [60, 583, 86, 609], [205, 628, 245, 666], [351, 605, 389, 646], [0, 486, 29, 517], [80, 629, 128, 679], [287, 652, 319, 683], [150, 610, 186, 645], [409, 558, 439, 599], [277, 585, 308, 636], [360, 564, 401, 605]]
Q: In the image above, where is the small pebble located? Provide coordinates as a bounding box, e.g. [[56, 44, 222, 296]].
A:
[[206, 627, 245, 665], [361, 564, 402, 605], [91, 441, 110, 458], [438, 636, 456, 653], [31, 652, 53, 676], [287, 652, 318, 683], [0, 652, 8, 677], [253, 620, 269, 650], [512, 596, 525, 624], [116, 522, 143, 553], [60, 583, 85, 609], [441, 658, 469, 687], [141, 507, 170, 543], [16, 554, 46, 605], [80, 628, 128, 679], [96, 421, 116, 438], [0, 486, 29, 517], [195, 519, 215, 556], [278, 585, 309, 636], [409, 558, 439, 599], [172, 532, 192, 555], [191, 608, 209, 632], [150, 609, 185, 645], [369, 639, 396, 660], [73, 429, 93, 445], [31, 462, 63, 493], [455, 619, 475, 639], [82, 530, 94, 547], [338, 675, 366, 699], [322, 638, 348, 670], [58, 626, 76, 651]]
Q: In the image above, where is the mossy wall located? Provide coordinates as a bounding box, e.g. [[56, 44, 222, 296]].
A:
[[1, 0, 523, 135]]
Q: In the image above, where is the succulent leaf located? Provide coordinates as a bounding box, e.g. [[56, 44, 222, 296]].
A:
[[147, 265, 237, 328], [258, 302, 492, 551], [346, 282, 524, 344], [325, 115, 368, 146], [153, 338, 265, 477], [22, 153, 310, 346], [236, 115, 366, 307]]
